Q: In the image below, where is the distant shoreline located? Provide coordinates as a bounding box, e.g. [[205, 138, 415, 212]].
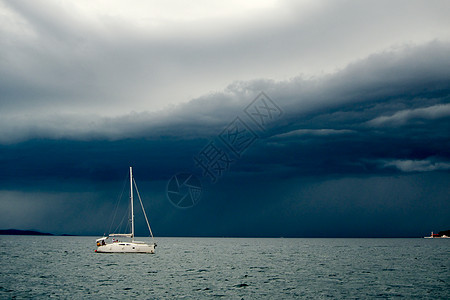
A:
[[0, 229, 76, 236], [1, 228, 448, 238]]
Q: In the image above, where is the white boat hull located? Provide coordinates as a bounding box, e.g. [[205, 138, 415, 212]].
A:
[[96, 242, 155, 254]]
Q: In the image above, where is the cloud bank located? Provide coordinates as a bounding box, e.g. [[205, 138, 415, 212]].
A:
[[0, 42, 448, 188], [1, 41, 449, 146]]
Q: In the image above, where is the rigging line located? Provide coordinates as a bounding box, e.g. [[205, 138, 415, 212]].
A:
[[133, 178, 155, 241], [108, 171, 129, 234], [112, 205, 129, 234]]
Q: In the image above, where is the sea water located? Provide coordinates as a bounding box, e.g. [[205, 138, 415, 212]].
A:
[[0, 236, 448, 299]]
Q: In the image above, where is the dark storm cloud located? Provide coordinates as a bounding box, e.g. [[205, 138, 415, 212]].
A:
[[2, 41, 450, 139], [1, 41, 449, 236], [1, 41, 449, 179]]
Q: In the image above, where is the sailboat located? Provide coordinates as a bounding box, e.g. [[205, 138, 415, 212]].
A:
[[95, 167, 157, 253]]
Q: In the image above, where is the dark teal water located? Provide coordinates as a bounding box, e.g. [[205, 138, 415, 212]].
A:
[[1, 236, 449, 299]]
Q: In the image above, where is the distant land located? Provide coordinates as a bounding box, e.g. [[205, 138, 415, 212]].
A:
[[1, 229, 448, 238], [0, 229, 77, 236], [0, 229, 53, 235]]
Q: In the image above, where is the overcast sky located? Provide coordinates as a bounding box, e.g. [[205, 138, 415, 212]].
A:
[[0, 0, 449, 237]]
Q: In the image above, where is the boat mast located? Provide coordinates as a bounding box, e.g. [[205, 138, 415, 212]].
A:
[[130, 166, 134, 241]]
